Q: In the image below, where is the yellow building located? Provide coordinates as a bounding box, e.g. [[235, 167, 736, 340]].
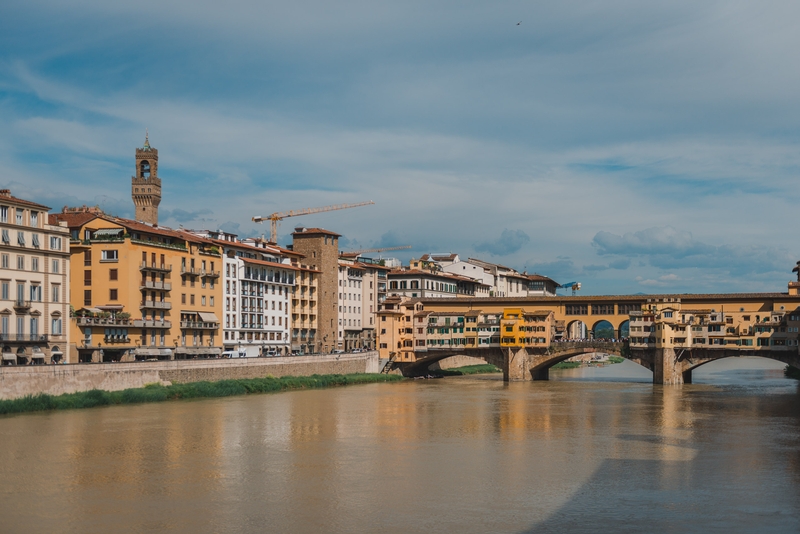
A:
[[51, 208, 223, 362]]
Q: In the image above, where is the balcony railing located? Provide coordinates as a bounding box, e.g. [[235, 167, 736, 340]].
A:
[[140, 300, 172, 310], [200, 269, 220, 278], [76, 317, 133, 326], [140, 262, 172, 272], [104, 335, 131, 343], [132, 319, 172, 329], [13, 299, 32, 310], [180, 321, 219, 330], [140, 281, 172, 291], [0, 334, 49, 342]]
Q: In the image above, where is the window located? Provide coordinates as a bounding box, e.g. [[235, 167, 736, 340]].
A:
[[664, 311, 673, 318], [51, 285, 60, 303], [190, 294, 195, 305], [52, 318, 62, 335], [84, 290, 91, 306], [84, 250, 91, 266], [565, 305, 588, 315], [101, 250, 118, 261], [1, 281, 7, 300], [201, 296, 206, 306], [16, 209, 23, 225], [210, 296, 214, 307], [51, 259, 59, 273], [17, 255, 24, 270], [0, 254, 6, 269], [31, 234, 40, 248], [50, 236, 62, 251], [31, 257, 39, 272], [17, 231, 25, 245], [109, 269, 118, 281], [0, 230, 7, 244], [0, 206, 6, 223], [109, 289, 118, 301], [84, 270, 92, 286], [181, 294, 186, 304]]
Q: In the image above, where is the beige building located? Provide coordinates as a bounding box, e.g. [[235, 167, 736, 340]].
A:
[[336, 255, 390, 351], [0, 189, 70, 364]]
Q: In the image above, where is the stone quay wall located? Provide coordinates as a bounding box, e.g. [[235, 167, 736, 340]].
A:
[[0, 352, 380, 400]]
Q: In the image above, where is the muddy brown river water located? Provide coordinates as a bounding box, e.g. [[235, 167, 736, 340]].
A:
[[1, 357, 798, 533]]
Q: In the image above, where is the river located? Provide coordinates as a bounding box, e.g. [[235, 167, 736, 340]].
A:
[[1, 357, 799, 533]]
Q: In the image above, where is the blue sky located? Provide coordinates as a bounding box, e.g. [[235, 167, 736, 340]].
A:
[[2, 1, 800, 294]]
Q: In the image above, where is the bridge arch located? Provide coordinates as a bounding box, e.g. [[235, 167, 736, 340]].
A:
[[679, 352, 799, 383], [591, 320, 615, 340], [565, 320, 588, 340], [617, 320, 629, 339]]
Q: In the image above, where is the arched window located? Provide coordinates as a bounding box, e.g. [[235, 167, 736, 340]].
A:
[[140, 160, 151, 178]]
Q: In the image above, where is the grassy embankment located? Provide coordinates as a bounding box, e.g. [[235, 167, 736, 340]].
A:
[[786, 366, 800, 380], [0, 374, 404, 416], [433, 364, 501, 376]]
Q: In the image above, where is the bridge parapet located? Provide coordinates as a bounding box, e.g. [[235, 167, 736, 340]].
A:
[[548, 341, 626, 355]]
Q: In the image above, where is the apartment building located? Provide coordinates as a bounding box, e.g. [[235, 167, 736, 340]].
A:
[[0, 190, 70, 365], [387, 267, 487, 299], [51, 208, 223, 362], [191, 230, 307, 356], [335, 256, 390, 351]]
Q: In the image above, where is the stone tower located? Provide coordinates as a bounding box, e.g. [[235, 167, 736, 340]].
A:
[[291, 227, 340, 353], [131, 131, 161, 225]]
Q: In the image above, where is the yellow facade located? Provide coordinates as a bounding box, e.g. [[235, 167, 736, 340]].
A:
[[56, 212, 223, 362]]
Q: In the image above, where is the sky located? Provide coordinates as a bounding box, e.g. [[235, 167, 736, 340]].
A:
[[2, 1, 800, 295]]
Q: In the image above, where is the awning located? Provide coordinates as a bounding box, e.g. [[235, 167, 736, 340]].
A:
[[50, 351, 64, 356], [32, 354, 45, 360], [197, 312, 219, 323], [2, 353, 15, 361], [80, 307, 104, 315], [93, 228, 124, 237]]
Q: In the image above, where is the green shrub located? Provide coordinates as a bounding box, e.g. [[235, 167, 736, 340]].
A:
[[0, 374, 404, 415]]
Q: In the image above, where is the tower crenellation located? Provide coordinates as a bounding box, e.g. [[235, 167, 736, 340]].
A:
[[131, 131, 162, 225]]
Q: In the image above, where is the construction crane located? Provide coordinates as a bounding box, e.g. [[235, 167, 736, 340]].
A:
[[342, 245, 412, 257], [558, 281, 582, 296], [252, 201, 375, 244]]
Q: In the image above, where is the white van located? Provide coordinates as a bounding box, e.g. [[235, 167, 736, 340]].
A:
[[221, 350, 248, 359]]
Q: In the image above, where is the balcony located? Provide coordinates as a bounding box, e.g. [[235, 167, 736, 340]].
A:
[[0, 334, 49, 342], [140, 262, 172, 273], [133, 319, 172, 329], [13, 299, 32, 311], [201, 269, 220, 278], [180, 321, 219, 330], [104, 335, 131, 344], [76, 316, 133, 327], [140, 300, 172, 310], [140, 281, 172, 291]]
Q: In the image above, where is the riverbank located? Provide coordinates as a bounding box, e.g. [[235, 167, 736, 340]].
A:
[[433, 364, 501, 376], [786, 365, 800, 380], [0, 373, 403, 416]]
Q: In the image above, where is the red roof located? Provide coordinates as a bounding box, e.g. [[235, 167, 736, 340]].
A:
[[0, 190, 51, 211], [292, 227, 341, 237], [49, 211, 100, 228]]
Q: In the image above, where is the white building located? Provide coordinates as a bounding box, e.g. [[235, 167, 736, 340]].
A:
[[193, 230, 301, 356], [1, 189, 70, 364]]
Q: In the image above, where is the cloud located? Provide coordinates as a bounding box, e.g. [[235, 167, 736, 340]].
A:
[[475, 229, 530, 256], [593, 226, 795, 276], [165, 208, 213, 223]]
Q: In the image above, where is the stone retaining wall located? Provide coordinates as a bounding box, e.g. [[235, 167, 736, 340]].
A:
[[0, 352, 380, 400]]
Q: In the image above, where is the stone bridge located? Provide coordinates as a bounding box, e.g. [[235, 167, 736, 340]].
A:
[[394, 342, 800, 384]]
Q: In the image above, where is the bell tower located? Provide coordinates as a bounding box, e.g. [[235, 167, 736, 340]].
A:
[[131, 131, 162, 225]]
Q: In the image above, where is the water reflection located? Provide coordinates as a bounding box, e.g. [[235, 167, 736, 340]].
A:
[[0, 359, 798, 533]]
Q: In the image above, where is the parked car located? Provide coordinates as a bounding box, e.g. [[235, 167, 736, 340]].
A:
[[352, 348, 362, 353], [332, 349, 344, 354], [221, 350, 248, 359]]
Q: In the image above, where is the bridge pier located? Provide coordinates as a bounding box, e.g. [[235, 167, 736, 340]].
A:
[[504, 347, 531, 381], [653, 348, 685, 385]]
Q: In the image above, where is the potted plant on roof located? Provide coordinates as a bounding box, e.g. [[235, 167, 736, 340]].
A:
[[117, 312, 131, 325]]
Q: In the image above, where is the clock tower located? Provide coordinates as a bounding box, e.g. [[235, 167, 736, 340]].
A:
[[131, 131, 161, 225]]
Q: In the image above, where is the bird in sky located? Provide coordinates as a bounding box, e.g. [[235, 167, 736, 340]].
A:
[[517, 21, 521, 25]]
